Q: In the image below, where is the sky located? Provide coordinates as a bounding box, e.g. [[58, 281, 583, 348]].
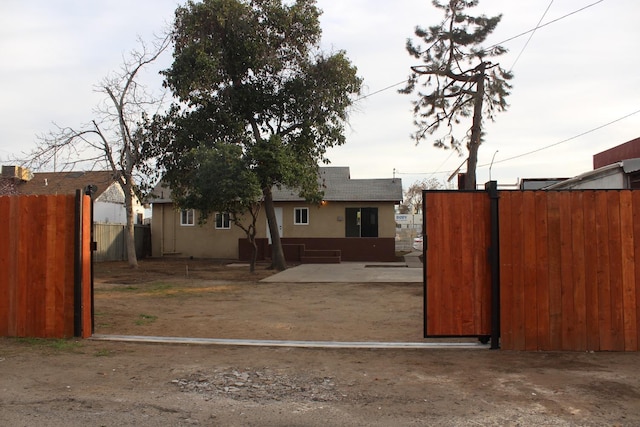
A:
[[1, 0, 639, 190]]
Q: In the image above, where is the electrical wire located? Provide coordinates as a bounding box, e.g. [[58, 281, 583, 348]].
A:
[[508, 0, 554, 72], [478, 108, 640, 168]]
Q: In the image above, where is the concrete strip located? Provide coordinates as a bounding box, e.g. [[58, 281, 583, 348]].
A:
[[91, 334, 487, 350], [260, 262, 422, 283]]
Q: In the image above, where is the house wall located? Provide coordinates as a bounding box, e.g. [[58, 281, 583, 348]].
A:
[[151, 200, 398, 260], [275, 201, 397, 239], [151, 204, 246, 259], [94, 183, 145, 224]]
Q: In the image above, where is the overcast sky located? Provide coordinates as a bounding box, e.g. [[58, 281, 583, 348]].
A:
[[1, 0, 639, 189]]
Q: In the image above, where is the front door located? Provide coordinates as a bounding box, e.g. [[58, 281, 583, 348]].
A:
[[266, 207, 283, 244]]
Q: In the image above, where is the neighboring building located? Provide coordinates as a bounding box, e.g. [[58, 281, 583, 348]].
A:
[[150, 167, 403, 263], [593, 136, 640, 169], [518, 178, 568, 190], [1, 166, 146, 224], [546, 158, 640, 190]]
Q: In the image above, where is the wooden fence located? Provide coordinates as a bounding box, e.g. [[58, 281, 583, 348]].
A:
[[0, 193, 92, 338], [424, 188, 640, 351], [94, 223, 151, 262], [424, 191, 492, 337], [499, 190, 639, 351]]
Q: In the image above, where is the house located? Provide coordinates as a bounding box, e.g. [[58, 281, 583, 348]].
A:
[[545, 158, 640, 190], [150, 166, 403, 263], [546, 137, 640, 190], [1, 166, 146, 224]]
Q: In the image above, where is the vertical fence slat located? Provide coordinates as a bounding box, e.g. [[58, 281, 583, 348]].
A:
[[63, 195, 76, 337], [499, 191, 514, 349], [534, 191, 551, 350], [30, 196, 48, 337], [594, 191, 613, 350], [559, 193, 576, 350], [619, 191, 637, 351], [583, 191, 600, 350], [0, 197, 10, 336], [633, 192, 640, 349], [44, 196, 58, 337], [570, 191, 587, 351], [607, 191, 625, 351], [522, 192, 538, 350], [546, 192, 563, 350], [81, 195, 93, 337]]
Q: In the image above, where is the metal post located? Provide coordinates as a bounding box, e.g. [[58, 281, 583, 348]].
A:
[[85, 185, 97, 335], [485, 181, 501, 349]]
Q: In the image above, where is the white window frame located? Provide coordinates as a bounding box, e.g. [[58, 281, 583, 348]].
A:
[[294, 207, 309, 225], [180, 209, 195, 226], [215, 212, 231, 229]]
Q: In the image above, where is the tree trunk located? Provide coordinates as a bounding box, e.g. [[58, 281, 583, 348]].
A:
[[263, 187, 287, 271], [466, 62, 486, 190], [123, 183, 139, 268], [248, 235, 258, 273]]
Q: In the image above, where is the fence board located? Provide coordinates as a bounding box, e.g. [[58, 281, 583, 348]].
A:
[[0, 197, 10, 336], [534, 191, 551, 350], [607, 192, 625, 351], [594, 192, 613, 350], [559, 192, 576, 350], [619, 191, 637, 351], [583, 191, 600, 350], [570, 192, 587, 351], [499, 192, 514, 349], [522, 192, 538, 351], [634, 192, 640, 349], [546, 191, 563, 350]]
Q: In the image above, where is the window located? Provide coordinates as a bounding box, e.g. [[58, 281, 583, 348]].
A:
[[345, 207, 378, 237], [294, 207, 309, 225], [215, 212, 231, 229], [180, 209, 194, 226]]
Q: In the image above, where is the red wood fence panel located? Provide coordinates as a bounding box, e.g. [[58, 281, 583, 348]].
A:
[[0, 194, 92, 338], [499, 190, 639, 351], [424, 191, 492, 337]]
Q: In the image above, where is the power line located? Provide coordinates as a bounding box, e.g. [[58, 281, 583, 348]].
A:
[[508, 0, 554, 72], [397, 107, 640, 175], [479, 107, 640, 168], [484, 0, 604, 54], [357, 80, 408, 102], [358, 0, 605, 102]]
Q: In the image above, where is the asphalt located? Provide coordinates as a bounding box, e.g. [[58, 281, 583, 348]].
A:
[[260, 252, 423, 283]]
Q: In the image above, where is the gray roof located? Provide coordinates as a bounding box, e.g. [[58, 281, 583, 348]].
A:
[[272, 167, 403, 202], [151, 167, 403, 204]]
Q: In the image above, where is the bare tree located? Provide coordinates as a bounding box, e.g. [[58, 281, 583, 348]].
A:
[[22, 35, 170, 268], [401, 178, 443, 214]]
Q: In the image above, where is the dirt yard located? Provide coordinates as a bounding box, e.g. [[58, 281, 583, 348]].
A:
[[1, 259, 639, 426]]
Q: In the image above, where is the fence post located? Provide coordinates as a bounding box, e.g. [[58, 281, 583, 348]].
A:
[[73, 190, 83, 337], [485, 181, 501, 349]]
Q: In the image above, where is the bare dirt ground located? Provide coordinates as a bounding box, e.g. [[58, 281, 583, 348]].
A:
[[1, 259, 640, 426]]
